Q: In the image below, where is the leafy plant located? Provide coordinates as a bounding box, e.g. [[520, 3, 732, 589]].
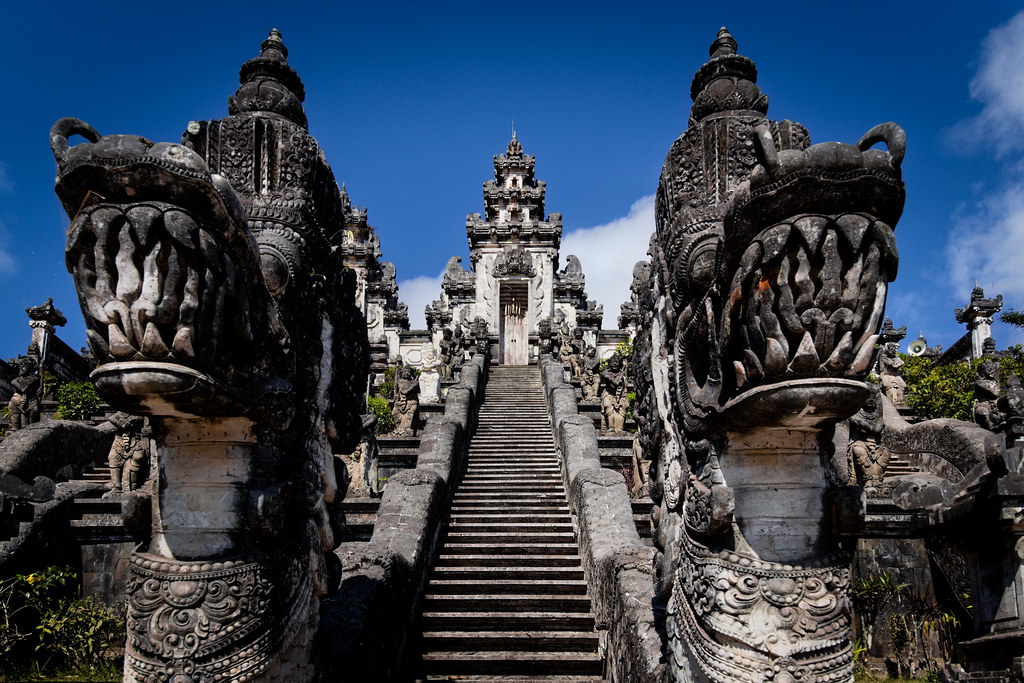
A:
[[367, 396, 394, 434], [35, 596, 123, 668], [851, 572, 907, 652], [0, 567, 124, 679], [376, 366, 396, 400], [900, 352, 1024, 421], [55, 381, 102, 420], [889, 612, 912, 678]]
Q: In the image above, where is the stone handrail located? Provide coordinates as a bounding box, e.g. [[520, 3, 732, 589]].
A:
[[538, 354, 665, 682], [319, 354, 487, 680]]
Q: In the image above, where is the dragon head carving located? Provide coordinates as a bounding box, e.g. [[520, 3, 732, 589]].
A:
[[52, 118, 295, 422], [661, 121, 905, 432], [52, 31, 368, 681], [636, 28, 906, 682]]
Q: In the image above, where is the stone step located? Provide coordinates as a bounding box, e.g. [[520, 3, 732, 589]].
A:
[[441, 543, 580, 556], [72, 498, 122, 515], [449, 503, 569, 512], [427, 580, 587, 595], [461, 471, 561, 478], [423, 594, 593, 613], [457, 484, 565, 492], [432, 566, 585, 581], [449, 525, 574, 535], [341, 499, 380, 513], [450, 514, 569, 524], [418, 650, 603, 677], [445, 532, 576, 545], [420, 612, 595, 632], [420, 630, 598, 651], [435, 554, 583, 567]]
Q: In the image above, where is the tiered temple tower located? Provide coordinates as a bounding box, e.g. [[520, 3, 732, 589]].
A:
[[427, 133, 600, 364]]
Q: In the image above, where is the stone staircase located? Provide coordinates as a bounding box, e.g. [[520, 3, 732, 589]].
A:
[[411, 364, 605, 681]]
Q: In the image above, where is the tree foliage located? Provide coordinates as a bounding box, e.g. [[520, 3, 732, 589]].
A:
[[900, 350, 1024, 421], [55, 382, 102, 421], [1001, 308, 1024, 330]]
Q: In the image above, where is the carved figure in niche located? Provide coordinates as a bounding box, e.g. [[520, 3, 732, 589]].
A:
[[974, 359, 1003, 432], [558, 324, 574, 368], [600, 354, 629, 433], [418, 343, 442, 403], [567, 327, 588, 379], [470, 316, 489, 357], [341, 413, 381, 496], [580, 346, 601, 402], [879, 342, 907, 405], [848, 389, 890, 485], [106, 412, 148, 493], [998, 372, 1024, 445], [438, 329, 457, 380], [7, 355, 40, 432], [537, 317, 554, 356], [392, 365, 419, 436]]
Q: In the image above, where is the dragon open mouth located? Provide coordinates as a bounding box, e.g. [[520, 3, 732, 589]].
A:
[[725, 212, 896, 391], [68, 202, 256, 372], [53, 119, 288, 416]]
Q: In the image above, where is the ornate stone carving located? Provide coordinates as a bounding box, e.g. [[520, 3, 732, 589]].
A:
[[392, 365, 420, 436], [418, 343, 442, 403], [438, 328, 458, 380], [879, 342, 907, 405], [52, 30, 367, 681], [492, 245, 536, 278], [848, 389, 891, 486], [974, 359, 1002, 432], [580, 346, 601, 402], [106, 412, 150, 493], [637, 28, 905, 681], [442, 256, 476, 302], [600, 354, 629, 434], [7, 354, 40, 432]]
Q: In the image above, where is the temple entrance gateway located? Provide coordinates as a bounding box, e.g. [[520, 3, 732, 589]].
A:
[[499, 281, 528, 365]]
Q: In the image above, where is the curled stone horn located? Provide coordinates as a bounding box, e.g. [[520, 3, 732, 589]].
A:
[[857, 122, 906, 167], [49, 117, 101, 162]]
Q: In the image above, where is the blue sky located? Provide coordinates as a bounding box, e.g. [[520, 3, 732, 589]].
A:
[[3, 1, 1024, 360]]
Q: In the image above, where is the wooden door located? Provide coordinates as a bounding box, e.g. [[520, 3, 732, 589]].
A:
[[499, 282, 529, 365]]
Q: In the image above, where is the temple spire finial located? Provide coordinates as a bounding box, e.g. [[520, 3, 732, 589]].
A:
[[710, 26, 738, 57], [229, 28, 308, 128]]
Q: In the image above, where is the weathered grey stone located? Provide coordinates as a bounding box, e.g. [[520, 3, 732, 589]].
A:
[[53, 30, 369, 681], [0, 420, 114, 482], [540, 348, 664, 682], [634, 27, 906, 681], [416, 419, 464, 485]]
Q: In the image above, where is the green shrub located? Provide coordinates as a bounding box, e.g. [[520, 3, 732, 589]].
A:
[[35, 596, 123, 668], [367, 396, 394, 434], [376, 367, 396, 400], [55, 382, 102, 420], [0, 567, 124, 678]]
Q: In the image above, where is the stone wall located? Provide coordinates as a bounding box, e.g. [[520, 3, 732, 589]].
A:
[[318, 353, 487, 680], [538, 353, 665, 682]]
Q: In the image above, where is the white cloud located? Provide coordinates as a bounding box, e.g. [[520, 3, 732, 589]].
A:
[[946, 11, 1024, 347], [561, 195, 655, 326], [953, 11, 1024, 157], [397, 271, 444, 329]]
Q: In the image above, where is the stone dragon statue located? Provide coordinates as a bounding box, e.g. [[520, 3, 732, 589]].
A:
[[632, 29, 906, 682], [50, 30, 368, 681]]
